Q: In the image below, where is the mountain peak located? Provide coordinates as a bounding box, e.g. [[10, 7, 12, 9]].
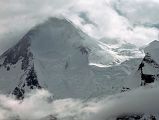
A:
[[0, 17, 96, 99], [0, 17, 140, 99]]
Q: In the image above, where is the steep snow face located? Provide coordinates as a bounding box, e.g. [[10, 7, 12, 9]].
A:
[[0, 18, 99, 99], [30, 18, 89, 58], [144, 40, 159, 63], [0, 34, 41, 99], [0, 17, 143, 99], [128, 40, 159, 88], [29, 18, 98, 98], [0, 37, 31, 93]]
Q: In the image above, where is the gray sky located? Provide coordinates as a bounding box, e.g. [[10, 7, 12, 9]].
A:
[[0, 0, 159, 54]]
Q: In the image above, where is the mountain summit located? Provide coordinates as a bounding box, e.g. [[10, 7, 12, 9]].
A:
[[0, 17, 99, 99], [0, 17, 143, 100]]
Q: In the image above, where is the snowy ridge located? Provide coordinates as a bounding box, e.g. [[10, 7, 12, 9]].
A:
[[0, 18, 115, 99], [91, 37, 144, 67], [113, 40, 159, 120], [0, 17, 144, 100], [127, 40, 159, 89], [0, 17, 158, 120]]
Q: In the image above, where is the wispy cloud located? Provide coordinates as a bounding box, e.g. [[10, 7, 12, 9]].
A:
[[0, 0, 158, 54]]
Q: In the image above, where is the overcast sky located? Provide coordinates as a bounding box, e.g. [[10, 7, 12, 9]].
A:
[[0, 0, 159, 54]]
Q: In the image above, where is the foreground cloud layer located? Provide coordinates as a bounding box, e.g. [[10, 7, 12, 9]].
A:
[[0, 0, 159, 55], [0, 86, 159, 120]]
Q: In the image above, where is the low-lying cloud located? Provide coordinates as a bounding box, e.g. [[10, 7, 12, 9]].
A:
[[0, 86, 159, 120]]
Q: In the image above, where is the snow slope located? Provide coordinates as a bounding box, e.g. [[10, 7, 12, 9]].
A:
[[90, 37, 144, 66], [127, 40, 159, 89], [0, 17, 95, 99], [0, 17, 143, 99], [115, 41, 159, 120], [0, 17, 157, 120]]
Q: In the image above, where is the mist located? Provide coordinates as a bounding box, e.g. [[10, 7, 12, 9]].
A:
[[0, 0, 159, 55], [0, 85, 158, 120]]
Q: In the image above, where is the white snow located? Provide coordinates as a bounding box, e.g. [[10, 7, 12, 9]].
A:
[[145, 40, 159, 64], [0, 59, 25, 94], [127, 40, 159, 88], [0, 17, 146, 99]]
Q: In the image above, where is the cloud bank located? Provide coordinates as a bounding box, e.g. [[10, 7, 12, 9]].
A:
[[0, 0, 159, 55], [0, 86, 159, 120]]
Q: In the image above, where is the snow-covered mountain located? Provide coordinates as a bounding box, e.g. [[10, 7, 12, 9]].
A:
[[117, 40, 159, 120], [0, 17, 142, 99], [127, 40, 159, 89], [0, 17, 96, 99], [0, 17, 158, 120]]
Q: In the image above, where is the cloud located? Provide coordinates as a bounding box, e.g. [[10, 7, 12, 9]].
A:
[[113, 0, 159, 25], [0, 89, 97, 120], [0, 0, 158, 54], [0, 0, 75, 54], [92, 86, 159, 120], [65, 0, 159, 46], [0, 86, 159, 120]]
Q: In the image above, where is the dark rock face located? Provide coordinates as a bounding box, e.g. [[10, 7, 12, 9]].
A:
[[12, 65, 41, 99], [26, 66, 41, 89], [12, 87, 25, 100], [143, 53, 159, 68], [7, 66, 10, 71], [141, 74, 155, 85], [0, 36, 32, 71], [138, 53, 159, 86], [117, 114, 142, 120], [121, 87, 130, 92], [78, 46, 90, 55], [116, 114, 157, 120], [0, 30, 42, 99], [150, 115, 157, 120]]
